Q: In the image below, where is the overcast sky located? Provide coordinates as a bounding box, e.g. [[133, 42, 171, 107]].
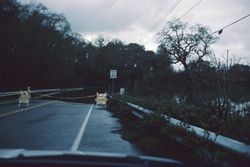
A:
[[19, 0, 250, 64]]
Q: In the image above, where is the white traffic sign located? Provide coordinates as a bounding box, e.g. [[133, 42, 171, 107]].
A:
[[120, 88, 125, 95], [110, 70, 117, 79]]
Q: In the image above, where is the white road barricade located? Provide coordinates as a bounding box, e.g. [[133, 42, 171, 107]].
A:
[[18, 87, 31, 107], [95, 92, 108, 108]]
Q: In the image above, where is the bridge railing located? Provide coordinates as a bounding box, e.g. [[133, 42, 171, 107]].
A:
[[0, 88, 84, 97], [126, 101, 250, 156]]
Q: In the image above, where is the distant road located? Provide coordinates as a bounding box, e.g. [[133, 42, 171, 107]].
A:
[[0, 99, 139, 154]]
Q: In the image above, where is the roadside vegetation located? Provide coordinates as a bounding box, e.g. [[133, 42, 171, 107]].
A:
[[107, 97, 250, 167], [119, 95, 250, 144]]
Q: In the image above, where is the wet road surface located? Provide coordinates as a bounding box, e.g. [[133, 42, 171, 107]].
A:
[[0, 99, 139, 155]]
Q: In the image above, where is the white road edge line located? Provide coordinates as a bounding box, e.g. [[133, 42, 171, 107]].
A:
[[71, 104, 93, 151]]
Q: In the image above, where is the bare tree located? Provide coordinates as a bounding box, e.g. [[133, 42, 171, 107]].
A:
[[95, 36, 108, 48], [158, 20, 218, 103], [208, 53, 245, 121], [158, 20, 217, 71]]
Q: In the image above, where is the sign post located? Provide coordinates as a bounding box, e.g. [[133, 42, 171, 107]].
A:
[[110, 70, 117, 94]]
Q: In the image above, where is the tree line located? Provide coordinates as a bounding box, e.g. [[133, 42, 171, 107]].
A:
[[0, 0, 249, 105]]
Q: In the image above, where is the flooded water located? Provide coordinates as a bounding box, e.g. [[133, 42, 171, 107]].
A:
[[231, 101, 250, 117], [173, 95, 250, 117]]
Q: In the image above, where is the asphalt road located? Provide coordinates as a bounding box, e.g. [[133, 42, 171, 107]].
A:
[[0, 99, 140, 155]]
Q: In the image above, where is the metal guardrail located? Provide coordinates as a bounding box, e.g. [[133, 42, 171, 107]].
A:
[[126, 102, 250, 156], [127, 102, 153, 115], [30, 89, 61, 94], [0, 88, 84, 97], [0, 91, 20, 97]]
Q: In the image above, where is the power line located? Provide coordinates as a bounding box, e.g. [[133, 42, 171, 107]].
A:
[[127, 0, 183, 51], [135, 0, 181, 43], [212, 14, 250, 35], [126, 0, 202, 51], [136, 0, 203, 49], [138, 0, 202, 45], [134, 0, 181, 43], [177, 0, 202, 21], [136, 0, 182, 44], [181, 14, 250, 65]]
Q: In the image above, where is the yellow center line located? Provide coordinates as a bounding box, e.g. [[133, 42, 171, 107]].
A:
[[0, 101, 56, 118]]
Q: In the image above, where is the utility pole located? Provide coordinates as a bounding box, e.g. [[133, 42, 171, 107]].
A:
[[112, 78, 114, 94], [226, 49, 229, 70], [225, 49, 230, 94]]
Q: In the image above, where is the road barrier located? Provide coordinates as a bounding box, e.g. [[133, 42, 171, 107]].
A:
[[95, 92, 108, 107], [39, 94, 96, 100], [0, 88, 84, 97], [18, 92, 30, 107], [126, 102, 250, 156]]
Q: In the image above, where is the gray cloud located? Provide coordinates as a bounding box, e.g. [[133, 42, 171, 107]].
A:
[[19, 0, 250, 63], [20, 0, 171, 33]]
